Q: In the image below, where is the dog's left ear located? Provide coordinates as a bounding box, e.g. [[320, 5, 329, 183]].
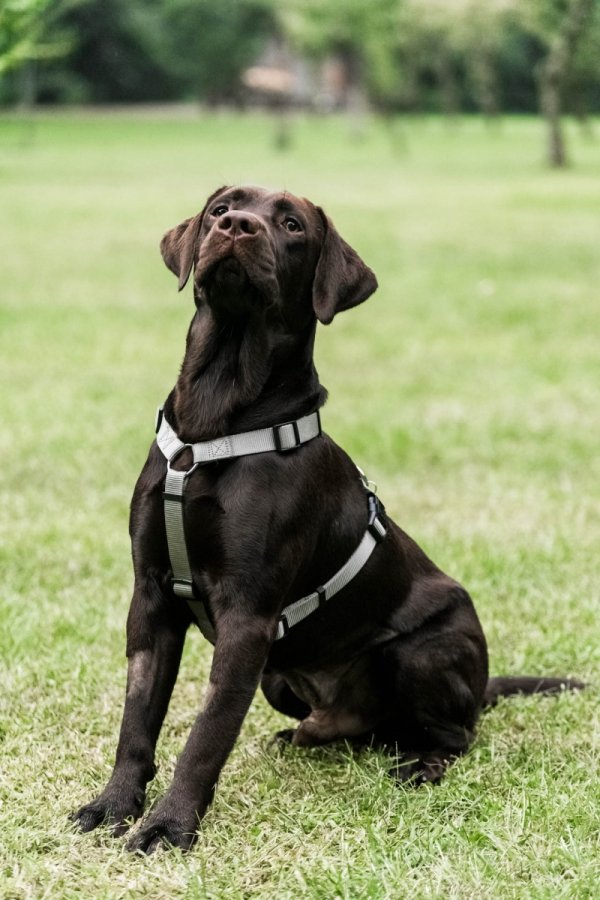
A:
[[312, 208, 378, 325], [160, 185, 232, 291]]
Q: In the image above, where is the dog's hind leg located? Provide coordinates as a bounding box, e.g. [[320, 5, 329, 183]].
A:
[[375, 663, 481, 787], [71, 577, 188, 836], [261, 671, 312, 744], [261, 671, 311, 719], [374, 590, 488, 786]]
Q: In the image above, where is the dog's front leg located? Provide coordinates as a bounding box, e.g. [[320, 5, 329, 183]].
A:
[[127, 611, 273, 854], [71, 583, 187, 836]]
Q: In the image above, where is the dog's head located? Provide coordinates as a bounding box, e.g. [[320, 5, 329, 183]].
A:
[[160, 185, 377, 326]]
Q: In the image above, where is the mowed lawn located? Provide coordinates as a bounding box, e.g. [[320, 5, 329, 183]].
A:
[[0, 111, 598, 898]]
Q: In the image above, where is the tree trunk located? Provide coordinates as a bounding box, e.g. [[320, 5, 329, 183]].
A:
[[436, 50, 460, 120], [537, 0, 595, 167], [539, 64, 566, 166], [339, 46, 369, 140], [18, 60, 37, 110], [471, 48, 500, 123]]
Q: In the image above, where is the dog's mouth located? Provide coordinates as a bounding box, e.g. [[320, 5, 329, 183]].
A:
[[208, 256, 250, 290], [196, 239, 280, 312], [196, 249, 244, 287]]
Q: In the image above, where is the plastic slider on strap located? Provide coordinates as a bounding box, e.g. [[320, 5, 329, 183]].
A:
[[367, 493, 387, 543], [278, 613, 290, 638], [273, 420, 301, 452], [173, 579, 195, 599]]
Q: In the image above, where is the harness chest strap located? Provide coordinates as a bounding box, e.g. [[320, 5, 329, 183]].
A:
[[155, 408, 386, 643]]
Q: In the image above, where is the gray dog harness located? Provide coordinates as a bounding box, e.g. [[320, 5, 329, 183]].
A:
[[155, 407, 386, 643]]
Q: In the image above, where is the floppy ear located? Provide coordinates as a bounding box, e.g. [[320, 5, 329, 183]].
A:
[[160, 215, 202, 291], [312, 208, 378, 325], [160, 185, 232, 292]]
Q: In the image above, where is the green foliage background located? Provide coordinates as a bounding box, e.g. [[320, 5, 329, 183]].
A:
[[2, 0, 600, 112]]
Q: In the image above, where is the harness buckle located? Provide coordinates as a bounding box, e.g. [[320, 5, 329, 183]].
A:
[[273, 420, 301, 452]]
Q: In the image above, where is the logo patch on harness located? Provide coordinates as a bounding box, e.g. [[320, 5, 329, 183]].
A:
[[209, 437, 233, 459]]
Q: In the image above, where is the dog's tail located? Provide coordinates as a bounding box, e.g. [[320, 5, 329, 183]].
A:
[[483, 675, 585, 708]]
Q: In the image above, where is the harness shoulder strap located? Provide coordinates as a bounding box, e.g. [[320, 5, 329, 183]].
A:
[[163, 466, 216, 643]]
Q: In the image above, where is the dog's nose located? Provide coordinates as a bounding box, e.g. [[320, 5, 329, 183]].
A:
[[217, 211, 261, 237]]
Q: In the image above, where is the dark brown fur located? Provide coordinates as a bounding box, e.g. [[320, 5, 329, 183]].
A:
[[71, 186, 583, 853]]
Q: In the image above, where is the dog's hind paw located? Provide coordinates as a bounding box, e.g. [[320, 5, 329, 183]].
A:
[[267, 728, 297, 750], [389, 751, 454, 787]]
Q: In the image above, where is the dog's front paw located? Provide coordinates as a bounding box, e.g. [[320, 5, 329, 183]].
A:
[[70, 787, 145, 837], [127, 811, 199, 854]]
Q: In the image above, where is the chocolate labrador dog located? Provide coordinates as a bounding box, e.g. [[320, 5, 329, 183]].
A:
[[72, 185, 582, 853]]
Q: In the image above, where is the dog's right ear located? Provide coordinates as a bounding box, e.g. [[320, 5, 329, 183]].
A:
[[160, 186, 231, 291], [160, 215, 202, 291]]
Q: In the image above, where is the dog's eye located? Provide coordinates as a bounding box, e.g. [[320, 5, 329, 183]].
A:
[[283, 217, 302, 233], [212, 204, 229, 217]]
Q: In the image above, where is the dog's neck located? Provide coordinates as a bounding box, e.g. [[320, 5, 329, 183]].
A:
[[167, 305, 326, 442]]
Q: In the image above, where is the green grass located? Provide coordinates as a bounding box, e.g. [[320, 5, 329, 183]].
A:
[[1, 110, 598, 898]]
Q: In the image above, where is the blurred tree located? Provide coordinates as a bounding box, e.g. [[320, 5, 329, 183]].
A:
[[520, 0, 598, 166], [35, 0, 179, 102], [15, 0, 277, 104], [566, 11, 600, 129], [282, 0, 533, 120], [282, 0, 396, 116], [156, 0, 277, 105], [1, 0, 57, 76], [0, 0, 71, 104], [450, 0, 519, 120], [397, 1, 464, 117], [2, 0, 599, 126], [392, 1, 529, 120]]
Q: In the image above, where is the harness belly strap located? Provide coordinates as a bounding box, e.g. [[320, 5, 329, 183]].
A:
[[154, 407, 386, 644], [274, 492, 386, 640]]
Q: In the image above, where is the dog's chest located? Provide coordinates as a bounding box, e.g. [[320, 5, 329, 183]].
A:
[[177, 472, 226, 568], [174, 462, 274, 581]]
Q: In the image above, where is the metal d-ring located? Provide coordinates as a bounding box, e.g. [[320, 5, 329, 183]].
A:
[[167, 443, 200, 477]]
